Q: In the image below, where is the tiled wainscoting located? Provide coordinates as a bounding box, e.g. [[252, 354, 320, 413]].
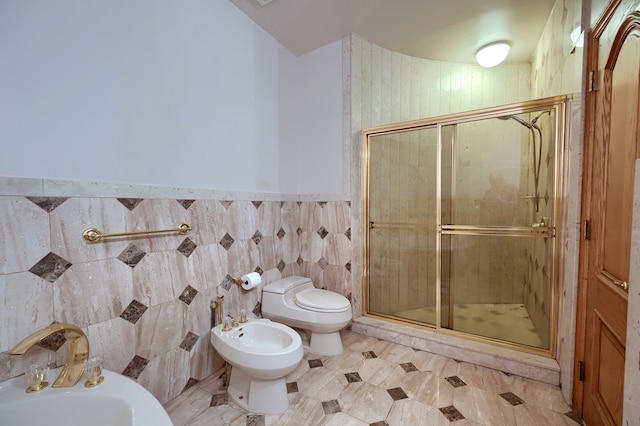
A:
[[0, 185, 351, 404]]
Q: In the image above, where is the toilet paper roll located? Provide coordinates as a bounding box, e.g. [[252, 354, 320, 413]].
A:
[[241, 272, 262, 290]]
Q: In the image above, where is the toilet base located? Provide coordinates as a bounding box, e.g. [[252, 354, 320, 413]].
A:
[[308, 331, 344, 356], [227, 366, 289, 414]]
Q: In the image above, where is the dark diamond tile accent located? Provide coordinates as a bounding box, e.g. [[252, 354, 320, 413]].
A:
[[122, 355, 149, 379], [564, 409, 583, 424], [252, 201, 262, 209], [277, 260, 285, 273], [287, 382, 299, 393], [345, 261, 351, 272], [317, 201, 327, 208], [117, 198, 142, 211], [117, 244, 146, 268], [277, 227, 286, 240], [210, 393, 229, 407], [317, 226, 329, 239], [346, 201, 351, 207], [345, 372, 362, 383], [254, 266, 264, 275], [252, 301, 261, 317], [37, 328, 66, 351], [26, 197, 68, 212], [296, 227, 303, 236], [362, 351, 377, 359], [346, 293, 352, 303], [387, 387, 408, 401], [29, 252, 72, 283], [251, 230, 263, 245], [296, 256, 303, 265], [321, 399, 341, 415], [345, 228, 351, 240], [222, 274, 236, 291], [308, 359, 323, 368], [120, 300, 148, 324], [318, 257, 328, 269], [177, 238, 197, 257], [180, 332, 199, 352], [246, 414, 265, 426], [439, 405, 465, 422], [445, 376, 467, 388], [176, 199, 195, 209], [219, 233, 235, 251], [500, 391, 524, 406], [219, 200, 233, 209], [296, 201, 302, 206], [400, 362, 418, 372], [370, 422, 389, 426], [182, 378, 200, 392]]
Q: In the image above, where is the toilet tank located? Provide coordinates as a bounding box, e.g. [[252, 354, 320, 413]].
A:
[[263, 276, 313, 295]]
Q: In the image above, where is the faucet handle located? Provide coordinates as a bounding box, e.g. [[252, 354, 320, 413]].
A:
[[26, 362, 48, 393]]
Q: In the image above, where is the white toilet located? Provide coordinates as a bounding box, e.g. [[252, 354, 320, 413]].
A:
[[210, 319, 302, 414], [261, 276, 352, 356]]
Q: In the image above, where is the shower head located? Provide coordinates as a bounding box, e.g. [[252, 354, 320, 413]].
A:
[[497, 115, 532, 129]]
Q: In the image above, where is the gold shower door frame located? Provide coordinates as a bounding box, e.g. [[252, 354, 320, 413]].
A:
[[362, 95, 567, 357]]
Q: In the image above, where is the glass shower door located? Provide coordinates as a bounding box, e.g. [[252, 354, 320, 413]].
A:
[[367, 127, 439, 325], [440, 109, 557, 350]]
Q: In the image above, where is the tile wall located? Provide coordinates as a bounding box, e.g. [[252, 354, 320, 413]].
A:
[[0, 178, 352, 404]]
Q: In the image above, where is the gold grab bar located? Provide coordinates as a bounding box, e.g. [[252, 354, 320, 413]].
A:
[[82, 223, 191, 243]]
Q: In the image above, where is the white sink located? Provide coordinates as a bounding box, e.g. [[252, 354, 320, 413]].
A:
[[0, 367, 173, 426]]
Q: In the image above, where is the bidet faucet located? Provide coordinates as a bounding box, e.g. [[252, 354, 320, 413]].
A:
[[9, 323, 90, 388]]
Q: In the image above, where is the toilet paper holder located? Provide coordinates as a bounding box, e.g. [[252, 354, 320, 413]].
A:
[[232, 272, 262, 290]]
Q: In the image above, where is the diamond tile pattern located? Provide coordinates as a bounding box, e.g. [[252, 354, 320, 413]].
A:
[[27, 196, 68, 212], [321, 399, 341, 414], [120, 299, 148, 324], [177, 238, 197, 257], [219, 233, 234, 251], [178, 285, 198, 305], [251, 230, 263, 245], [176, 199, 195, 209], [117, 244, 146, 268], [317, 226, 329, 239], [29, 252, 72, 283], [122, 355, 149, 379], [117, 198, 142, 210], [164, 331, 578, 425], [179, 332, 199, 352], [500, 391, 525, 406]]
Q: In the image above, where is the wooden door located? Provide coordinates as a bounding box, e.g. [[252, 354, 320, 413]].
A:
[[576, 3, 640, 424]]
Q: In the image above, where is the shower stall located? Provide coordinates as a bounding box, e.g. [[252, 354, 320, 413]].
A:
[[363, 96, 566, 355]]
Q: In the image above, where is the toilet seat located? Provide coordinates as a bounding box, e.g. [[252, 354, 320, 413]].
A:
[[294, 289, 350, 313]]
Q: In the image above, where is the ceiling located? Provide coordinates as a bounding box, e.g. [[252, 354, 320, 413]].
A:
[[228, 0, 557, 65]]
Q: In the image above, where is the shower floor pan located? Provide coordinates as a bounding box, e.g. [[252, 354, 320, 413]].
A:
[[395, 303, 544, 348]]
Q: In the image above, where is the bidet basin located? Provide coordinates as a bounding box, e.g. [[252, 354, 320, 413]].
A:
[[211, 319, 302, 379], [0, 366, 173, 426]]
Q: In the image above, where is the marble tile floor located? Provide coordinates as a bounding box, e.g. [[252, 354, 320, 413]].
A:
[[164, 330, 582, 426]]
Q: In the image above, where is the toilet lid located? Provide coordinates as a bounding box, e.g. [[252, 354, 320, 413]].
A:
[[294, 289, 350, 313]]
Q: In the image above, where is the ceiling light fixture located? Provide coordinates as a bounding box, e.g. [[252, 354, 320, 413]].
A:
[[475, 42, 511, 67]]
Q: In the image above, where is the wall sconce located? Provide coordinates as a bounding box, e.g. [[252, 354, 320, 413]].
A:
[[475, 42, 511, 67]]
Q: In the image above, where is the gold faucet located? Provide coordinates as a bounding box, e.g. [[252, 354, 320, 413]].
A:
[[9, 323, 90, 388]]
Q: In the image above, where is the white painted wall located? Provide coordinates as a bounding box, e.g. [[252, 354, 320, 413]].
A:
[[0, 0, 343, 195]]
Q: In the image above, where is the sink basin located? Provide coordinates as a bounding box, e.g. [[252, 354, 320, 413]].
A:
[[0, 367, 173, 426]]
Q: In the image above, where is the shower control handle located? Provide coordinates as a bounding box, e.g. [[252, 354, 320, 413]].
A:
[[531, 217, 550, 228], [613, 280, 629, 291]]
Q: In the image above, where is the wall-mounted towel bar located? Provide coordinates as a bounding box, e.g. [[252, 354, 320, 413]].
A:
[[82, 223, 191, 243]]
